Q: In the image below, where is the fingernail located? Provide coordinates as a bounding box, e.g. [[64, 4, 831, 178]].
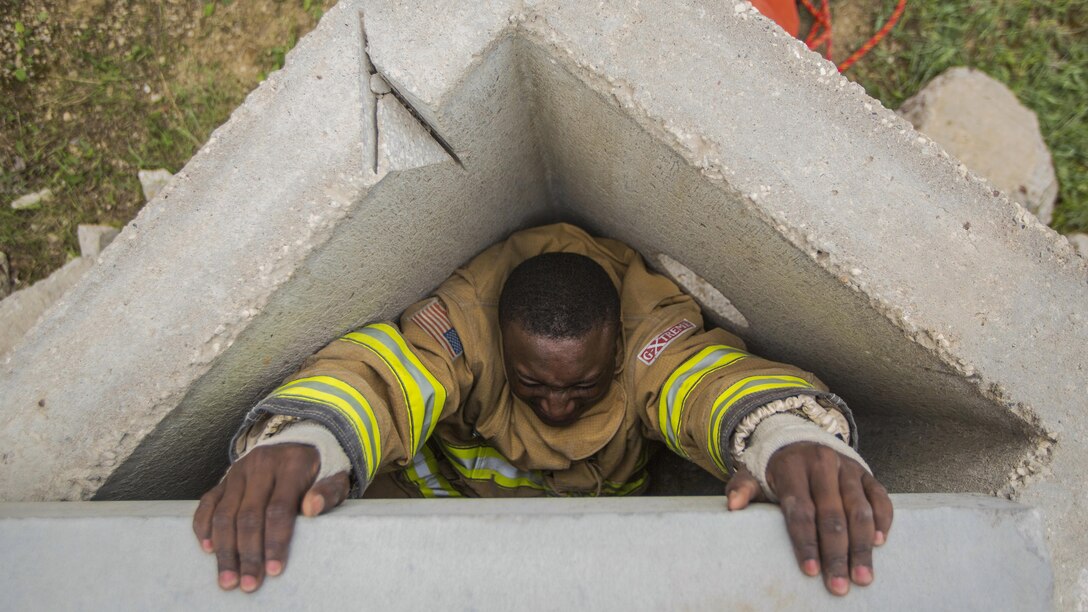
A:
[[240, 575, 258, 593], [201, 539, 213, 553], [830, 577, 850, 596], [310, 496, 325, 516], [219, 571, 239, 590], [852, 566, 873, 585], [874, 530, 886, 546], [266, 560, 283, 576], [802, 559, 820, 576]]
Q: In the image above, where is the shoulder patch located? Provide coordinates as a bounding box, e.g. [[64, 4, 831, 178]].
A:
[[638, 319, 696, 365], [410, 299, 464, 359]]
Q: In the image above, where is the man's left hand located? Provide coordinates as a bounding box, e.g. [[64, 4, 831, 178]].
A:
[[724, 442, 893, 596]]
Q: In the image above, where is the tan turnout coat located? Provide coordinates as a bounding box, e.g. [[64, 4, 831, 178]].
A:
[[232, 224, 851, 497]]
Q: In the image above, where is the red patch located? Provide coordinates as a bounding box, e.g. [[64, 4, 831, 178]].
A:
[[638, 319, 696, 365]]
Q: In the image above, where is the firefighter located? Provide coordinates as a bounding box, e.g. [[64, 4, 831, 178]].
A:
[[194, 223, 892, 596]]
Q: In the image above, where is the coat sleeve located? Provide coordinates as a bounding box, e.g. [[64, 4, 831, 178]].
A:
[[229, 298, 472, 496], [630, 300, 860, 482]]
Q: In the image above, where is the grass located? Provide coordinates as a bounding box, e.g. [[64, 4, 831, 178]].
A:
[[843, 0, 1088, 234], [0, 0, 328, 288]]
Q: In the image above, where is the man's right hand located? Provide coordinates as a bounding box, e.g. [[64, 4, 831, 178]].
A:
[[192, 443, 350, 593]]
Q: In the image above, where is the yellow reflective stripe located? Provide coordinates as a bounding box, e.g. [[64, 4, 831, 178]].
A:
[[604, 471, 648, 496], [603, 446, 651, 496], [440, 443, 546, 491], [421, 446, 459, 497], [707, 375, 814, 473], [657, 345, 748, 457], [270, 376, 381, 480], [404, 445, 459, 498], [403, 451, 436, 498], [341, 323, 446, 456]]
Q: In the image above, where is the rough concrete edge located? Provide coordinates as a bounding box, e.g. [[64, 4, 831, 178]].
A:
[[511, 6, 1062, 498]]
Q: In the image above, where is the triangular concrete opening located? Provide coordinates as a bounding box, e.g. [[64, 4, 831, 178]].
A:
[[3, 0, 1085, 600], [87, 14, 1035, 501]]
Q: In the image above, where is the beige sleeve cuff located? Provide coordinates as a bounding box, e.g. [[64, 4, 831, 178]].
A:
[[731, 395, 851, 459], [737, 413, 871, 502], [247, 420, 353, 483]]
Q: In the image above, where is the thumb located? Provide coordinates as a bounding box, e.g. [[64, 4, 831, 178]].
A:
[[301, 471, 351, 517], [724, 465, 764, 511]]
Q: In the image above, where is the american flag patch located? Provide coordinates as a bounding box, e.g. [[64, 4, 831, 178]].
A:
[[638, 319, 696, 365], [410, 299, 464, 359]]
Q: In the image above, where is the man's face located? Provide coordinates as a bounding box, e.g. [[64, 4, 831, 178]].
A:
[[501, 322, 617, 427]]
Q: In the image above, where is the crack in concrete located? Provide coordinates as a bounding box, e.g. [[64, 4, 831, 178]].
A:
[[360, 12, 379, 175], [361, 11, 463, 170]]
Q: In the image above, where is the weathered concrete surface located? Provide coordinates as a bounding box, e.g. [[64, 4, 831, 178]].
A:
[[899, 67, 1058, 225], [0, 495, 1052, 611], [1, 0, 1086, 605]]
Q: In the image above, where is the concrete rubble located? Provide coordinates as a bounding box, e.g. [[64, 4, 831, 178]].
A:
[[0, 495, 1053, 610], [138, 168, 174, 201], [1069, 233, 1088, 258], [899, 67, 1059, 225], [0, 0, 1085, 605], [77, 224, 121, 260], [9, 187, 53, 210]]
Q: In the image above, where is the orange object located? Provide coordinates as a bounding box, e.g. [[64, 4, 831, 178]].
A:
[[749, 0, 800, 37], [749, 0, 907, 73]]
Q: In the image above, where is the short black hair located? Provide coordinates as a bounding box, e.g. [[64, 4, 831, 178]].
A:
[[499, 252, 620, 339]]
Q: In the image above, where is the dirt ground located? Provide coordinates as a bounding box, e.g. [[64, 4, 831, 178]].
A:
[[0, 0, 330, 290]]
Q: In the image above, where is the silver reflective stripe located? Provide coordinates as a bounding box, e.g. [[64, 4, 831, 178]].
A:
[[356, 326, 440, 446], [408, 448, 455, 497], [662, 347, 745, 451], [443, 444, 546, 488], [289, 376, 382, 457], [710, 376, 815, 417]]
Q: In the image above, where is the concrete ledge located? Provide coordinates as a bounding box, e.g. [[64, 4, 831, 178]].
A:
[[0, 494, 1051, 610]]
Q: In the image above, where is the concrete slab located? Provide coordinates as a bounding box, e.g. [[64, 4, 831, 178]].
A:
[[0, 495, 1052, 611]]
